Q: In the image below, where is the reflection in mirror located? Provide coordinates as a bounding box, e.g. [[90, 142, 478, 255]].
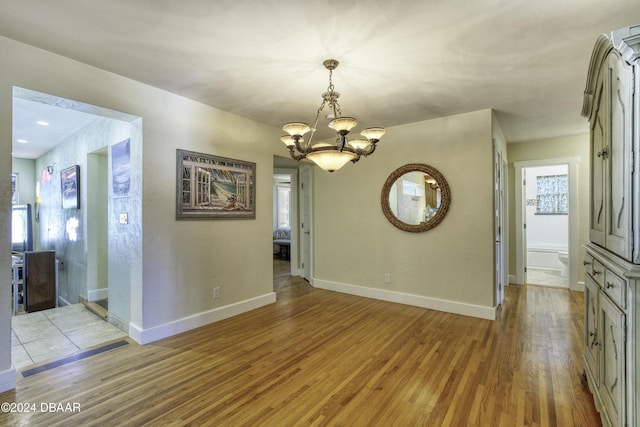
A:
[[389, 171, 442, 225], [382, 164, 450, 232]]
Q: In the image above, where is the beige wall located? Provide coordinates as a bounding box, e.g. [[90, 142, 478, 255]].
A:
[[507, 134, 590, 279], [0, 35, 284, 389], [313, 109, 496, 310]]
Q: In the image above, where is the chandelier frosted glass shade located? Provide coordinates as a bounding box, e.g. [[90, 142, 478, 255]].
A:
[[360, 127, 386, 142], [306, 148, 357, 172], [282, 122, 311, 137], [279, 59, 385, 172], [280, 135, 304, 147], [348, 139, 373, 151], [329, 117, 358, 133]]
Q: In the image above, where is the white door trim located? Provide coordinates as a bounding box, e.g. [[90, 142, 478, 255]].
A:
[[299, 165, 313, 283]]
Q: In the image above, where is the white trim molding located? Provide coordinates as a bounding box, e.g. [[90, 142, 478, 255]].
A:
[[87, 288, 108, 302], [0, 367, 16, 393], [313, 279, 496, 320], [129, 293, 276, 345]]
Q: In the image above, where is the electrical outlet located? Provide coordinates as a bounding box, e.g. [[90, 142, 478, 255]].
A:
[[384, 273, 391, 284], [213, 287, 221, 299]]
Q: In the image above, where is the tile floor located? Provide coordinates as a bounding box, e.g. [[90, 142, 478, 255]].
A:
[[11, 304, 127, 370], [526, 267, 569, 288]]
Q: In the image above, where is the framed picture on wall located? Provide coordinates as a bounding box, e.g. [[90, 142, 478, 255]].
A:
[[61, 165, 80, 209], [112, 138, 131, 198], [176, 149, 256, 220], [11, 173, 18, 204]]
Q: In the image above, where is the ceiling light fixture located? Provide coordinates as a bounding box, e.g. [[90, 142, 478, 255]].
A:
[[17, 139, 27, 143], [280, 59, 386, 172], [36, 120, 49, 126]]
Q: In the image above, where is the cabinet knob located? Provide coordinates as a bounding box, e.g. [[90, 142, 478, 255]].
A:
[[583, 261, 592, 266], [593, 270, 601, 276], [606, 282, 614, 289], [597, 147, 609, 159]]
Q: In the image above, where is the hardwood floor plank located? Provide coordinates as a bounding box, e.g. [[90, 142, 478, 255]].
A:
[[0, 261, 602, 426]]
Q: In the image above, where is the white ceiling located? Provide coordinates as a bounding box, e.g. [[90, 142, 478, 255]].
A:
[[3, 0, 640, 159], [12, 98, 101, 159]]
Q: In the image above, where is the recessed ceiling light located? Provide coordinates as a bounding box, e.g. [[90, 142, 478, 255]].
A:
[[17, 139, 28, 143], [37, 120, 49, 126]]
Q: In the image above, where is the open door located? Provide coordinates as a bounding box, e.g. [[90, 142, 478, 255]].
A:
[[300, 165, 313, 282], [494, 148, 505, 306]]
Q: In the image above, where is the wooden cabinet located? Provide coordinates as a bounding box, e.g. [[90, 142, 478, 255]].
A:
[[583, 245, 635, 427], [582, 25, 640, 427], [12, 251, 58, 314], [586, 39, 634, 261]]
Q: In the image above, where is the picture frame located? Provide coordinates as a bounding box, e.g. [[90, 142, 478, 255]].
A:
[[11, 173, 18, 204], [176, 149, 256, 220], [61, 165, 80, 209], [111, 138, 131, 198]]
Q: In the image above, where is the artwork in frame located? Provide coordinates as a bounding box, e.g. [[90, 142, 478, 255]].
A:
[[61, 165, 80, 209], [111, 138, 131, 198], [11, 173, 18, 204], [176, 149, 256, 220]]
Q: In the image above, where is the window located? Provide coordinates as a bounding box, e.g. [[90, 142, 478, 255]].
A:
[[536, 174, 568, 214], [276, 186, 290, 228]]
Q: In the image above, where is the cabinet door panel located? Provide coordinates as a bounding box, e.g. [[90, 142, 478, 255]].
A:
[[605, 53, 633, 260], [583, 275, 599, 384], [599, 294, 625, 427], [590, 80, 606, 246]]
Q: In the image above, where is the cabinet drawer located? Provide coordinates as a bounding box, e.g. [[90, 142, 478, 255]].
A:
[[603, 269, 626, 309], [590, 259, 605, 287]]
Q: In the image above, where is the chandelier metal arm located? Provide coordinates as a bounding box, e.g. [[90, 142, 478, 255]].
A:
[[287, 145, 307, 161], [362, 141, 378, 157], [291, 136, 308, 157]]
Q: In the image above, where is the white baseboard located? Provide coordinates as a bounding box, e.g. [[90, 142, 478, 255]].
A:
[[128, 292, 277, 345], [571, 281, 585, 292], [88, 288, 108, 302], [313, 279, 496, 320], [0, 367, 16, 393], [58, 296, 72, 307], [508, 274, 518, 284], [107, 312, 129, 334]]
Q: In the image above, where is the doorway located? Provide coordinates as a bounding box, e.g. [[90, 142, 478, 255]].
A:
[[10, 87, 141, 327], [514, 158, 579, 290], [273, 167, 298, 277], [87, 148, 109, 314]]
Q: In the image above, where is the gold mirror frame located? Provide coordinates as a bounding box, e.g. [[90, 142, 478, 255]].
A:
[[381, 163, 451, 233]]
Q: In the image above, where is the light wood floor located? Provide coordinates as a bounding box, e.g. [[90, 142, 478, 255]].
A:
[[0, 259, 601, 426]]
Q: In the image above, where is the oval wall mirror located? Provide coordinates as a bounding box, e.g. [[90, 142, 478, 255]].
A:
[[381, 163, 451, 232]]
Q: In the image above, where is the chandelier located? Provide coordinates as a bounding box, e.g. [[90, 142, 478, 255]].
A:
[[280, 59, 386, 172]]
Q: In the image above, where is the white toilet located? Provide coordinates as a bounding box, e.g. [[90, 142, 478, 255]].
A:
[[558, 251, 569, 277]]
